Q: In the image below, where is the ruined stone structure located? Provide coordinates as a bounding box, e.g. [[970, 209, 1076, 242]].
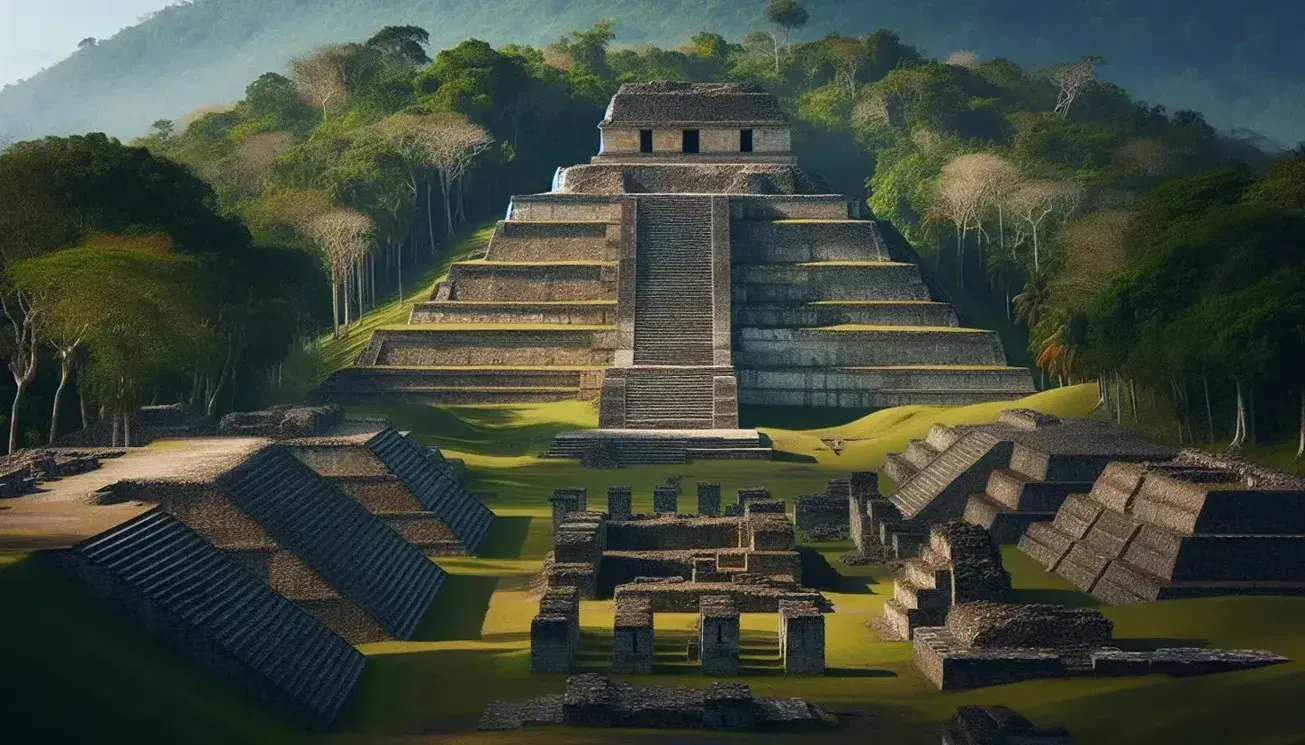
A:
[[531, 586, 581, 673], [878, 521, 1011, 641], [533, 480, 830, 674], [283, 419, 494, 554], [913, 601, 1286, 690], [1, 409, 496, 725], [612, 596, 654, 673], [940, 706, 1072, 745], [778, 600, 826, 675], [699, 595, 741, 675], [870, 410, 1174, 556], [318, 82, 1034, 464], [1020, 451, 1305, 603], [477, 674, 836, 732]]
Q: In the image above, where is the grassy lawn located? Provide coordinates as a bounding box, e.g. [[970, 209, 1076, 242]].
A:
[[4, 388, 1305, 744]]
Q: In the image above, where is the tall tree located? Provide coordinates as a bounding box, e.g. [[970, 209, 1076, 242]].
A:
[[1049, 56, 1105, 117], [766, 0, 810, 54]]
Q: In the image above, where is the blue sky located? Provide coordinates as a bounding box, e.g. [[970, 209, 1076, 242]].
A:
[[0, 0, 173, 85]]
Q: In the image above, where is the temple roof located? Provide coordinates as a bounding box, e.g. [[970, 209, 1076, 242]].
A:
[[601, 82, 788, 127]]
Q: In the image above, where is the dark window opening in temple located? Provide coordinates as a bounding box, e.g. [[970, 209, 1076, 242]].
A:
[[682, 129, 700, 153], [740, 129, 754, 152], [639, 129, 653, 153]]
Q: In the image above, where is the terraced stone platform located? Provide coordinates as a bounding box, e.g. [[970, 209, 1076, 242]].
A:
[[870, 411, 1175, 557], [49, 508, 366, 726], [285, 420, 494, 555], [1020, 452, 1305, 603], [318, 82, 1034, 424], [0, 438, 445, 643]]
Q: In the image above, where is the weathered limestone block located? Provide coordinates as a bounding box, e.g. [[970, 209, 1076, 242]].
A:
[[946, 602, 1113, 650], [607, 486, 633, 521], [549, 493, 574, 529], [562, 673, 613, 726], [749, 520, 795, 551], [653, 486, 679, 515], [737, 488, 770, 509], [555, 531, 601, 565], [697, 482, 722, 517], [555, 487, 587, 513], [548, 562, 598, 600], [794, 493, 847, 539], [744, 498, 785, 517], [779, 600, 825, 675], [613, 597, 654, 674], [699, 595, 741, 675], [850, 471, 880, 499], [531, 615, 572, 673], [913, 627, 1067, 690], [703, 682, 757, 730], [941, 706, 1072, 745]]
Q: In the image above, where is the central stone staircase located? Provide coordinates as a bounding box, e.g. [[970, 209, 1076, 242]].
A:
[[632, 195, 714, 366]]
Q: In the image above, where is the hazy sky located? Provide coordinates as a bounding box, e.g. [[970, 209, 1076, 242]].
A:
[[0, 0, 174, 85]]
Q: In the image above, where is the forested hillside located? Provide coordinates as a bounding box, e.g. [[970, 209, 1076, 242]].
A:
[[0, 0, 1301, 144], [1, 12, 1301, 459]]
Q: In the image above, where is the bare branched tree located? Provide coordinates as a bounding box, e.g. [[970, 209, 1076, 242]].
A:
[[1049, 56, 1104, 117], [289, 44, 359, 123], [230, 132, 293, 194], [946, 49, 978, 68], [1007, 180, 1084, 272], [306, 209, 373, 336], [430, 116, 493, 237], [935, 153, 1022, 285]]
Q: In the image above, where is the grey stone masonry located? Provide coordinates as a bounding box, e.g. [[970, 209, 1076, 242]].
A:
[[697, 482, 722, 516], [532, 586, 581, 673], [556, 487, 587, 512], [779, 600, 825, 675], [699, 595, 741, 675], [653, 485, 679, 514], [607, 486, 633, 521], [940, 706, 1072, 745], [613, 596, 654, 674], [550, 492, 574, 529], [1020, 451, 1305, 604], [737, 487, 770, 509]]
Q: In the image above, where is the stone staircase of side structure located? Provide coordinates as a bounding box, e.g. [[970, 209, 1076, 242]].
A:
[[50, 508, 365, 727], [1020, 455, 1305, 604], [363, 427, 495, 554], [878, 521, 1011, 641], [633, 195, 715, 367], [216, 445, 445, 641]]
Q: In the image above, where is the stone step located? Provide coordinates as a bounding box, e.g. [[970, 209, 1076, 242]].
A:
[[733, 263, 930, 303], [962, 493, 1056, 545], [446, 261, 617, 302], [904, 440, 940, 470], [369, 327, 616, 368], [734, 301, 958, 328], [217, 446, 445, 641], [486, 220, 617, 262], [889, 431, 1009, 524], [881, 454, 918, 489], [731, 220, 891, 263], [736, 327, 1007, 367], [411, 300, 617, 326], [71, 508, 365, 726], [633, 195, 716, 367]]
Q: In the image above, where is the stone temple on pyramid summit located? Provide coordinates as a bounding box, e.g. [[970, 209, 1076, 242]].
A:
[[317, 82, 1035, 461]]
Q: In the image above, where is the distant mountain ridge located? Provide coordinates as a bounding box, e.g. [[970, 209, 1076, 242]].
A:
[[1, 0, 1301, 143]]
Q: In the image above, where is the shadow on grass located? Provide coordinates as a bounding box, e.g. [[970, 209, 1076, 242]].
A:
[[477, 515, 532, 559], [1114, 637, 1209, 652], [825, 667, 898, 678], [1009, 587, 1100, 608], [411, 573, 499, 641], [770, 449, 820, 464]]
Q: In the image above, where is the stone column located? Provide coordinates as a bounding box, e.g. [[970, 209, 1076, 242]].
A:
[[697, 482, 722, 517], [612, 597, 653, 674], [549, 493, 573, 529], [699, 595, 740, 675], [607, 486, 633, 521], [653, 486, 678, 515], [779, 600, 825, 675]]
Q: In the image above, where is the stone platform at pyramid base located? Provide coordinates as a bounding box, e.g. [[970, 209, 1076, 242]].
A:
[[544, 429, 772, 467]]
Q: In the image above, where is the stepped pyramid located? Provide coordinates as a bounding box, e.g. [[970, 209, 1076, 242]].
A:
[[317, 83, 1034, 460]]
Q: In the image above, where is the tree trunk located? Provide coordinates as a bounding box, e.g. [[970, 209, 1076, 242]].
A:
[[123, 409, 132, 448], [78, 368, 90, 430], [9, 380, 26, 455], [426, 176, 437, 254], [111, 412, 120, 448], [397, 237, 404, 300], [1115, 378, 1123, 424], [331, 279, 340, 339], [1228, 379, 1247, 452], [1202, 374, 1216, 442], [355, 259, 363, 322], [441, 172, 455, 237], [1128, 379, 1139, 422], [1297, 388, 1304, 461], [49, 353, 73, 445]]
